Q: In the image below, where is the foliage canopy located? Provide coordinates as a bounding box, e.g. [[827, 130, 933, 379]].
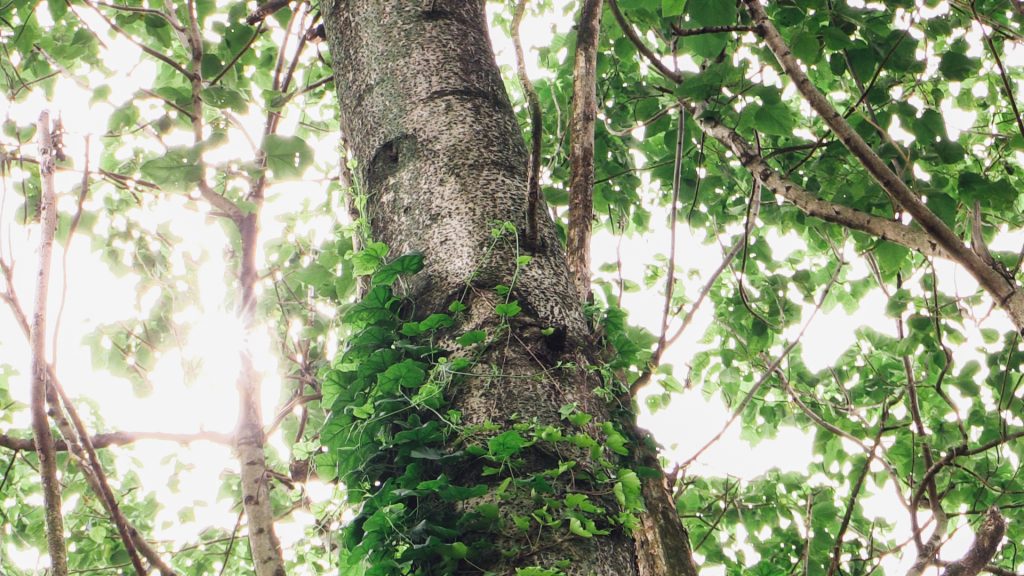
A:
[[2, 0, 1024, 575]]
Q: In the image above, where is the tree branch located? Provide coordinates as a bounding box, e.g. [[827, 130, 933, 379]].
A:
[[741, 0, 1024, 331], [941, 508, 1007, 576], [671, 23, 755, 37], [690, 104, 946, 258], [0, 430, 233, 452], [607, 0, 682, 83]]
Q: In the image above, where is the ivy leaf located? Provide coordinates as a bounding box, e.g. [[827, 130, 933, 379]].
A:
[[495, 301, 522, 317], [488, 430, 527, 459], [373, 253, 424, 286], [377, 360, 426, 393], [351, 242, 390, 276], [456, 330, 487, 346]]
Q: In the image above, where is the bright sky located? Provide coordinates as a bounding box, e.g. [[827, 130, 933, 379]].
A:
[[1, 1, 1015, 574]]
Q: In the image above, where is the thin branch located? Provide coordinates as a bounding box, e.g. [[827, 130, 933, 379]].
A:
[[80, 0, 194, 80], [95, 1, 183, 30], [971, 4, 1024, 144], [652, 107, 685, 383], [828, 407, 888, 576], [901, 309, 944, 556], [246, 0, 292, 25], [680, 259, 843, 470], [32, 109, 69, 576], [210, 22, 264, 87], [671, 23, 755, 37], [512, 0, 544, 248], [608, 0, 682, 83], [276, 73, 334, 108], [912, 430, 1024, 517]]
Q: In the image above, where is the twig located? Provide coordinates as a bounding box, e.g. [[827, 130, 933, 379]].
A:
[[80, 0, 194, 79], [680, 259, 844, 470], [210, 22, 264, 86], [828, 407, 888, 576], [971, 4, 1024, 144], [607, 0, 682, 83], [51, 136, 90, 368], [95, 1, 183, 30]]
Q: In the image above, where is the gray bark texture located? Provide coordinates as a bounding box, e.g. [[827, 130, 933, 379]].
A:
[[323, 1, 639, 574]]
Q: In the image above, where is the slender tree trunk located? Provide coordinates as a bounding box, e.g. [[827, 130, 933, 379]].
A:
[[566, 0, 602, 301], [235, 214, 286, 576], [324, 1, 637, 573], [32, 110, 69, 576]]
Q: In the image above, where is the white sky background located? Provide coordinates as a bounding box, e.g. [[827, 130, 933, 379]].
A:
[[1, 0, 1019, 573]]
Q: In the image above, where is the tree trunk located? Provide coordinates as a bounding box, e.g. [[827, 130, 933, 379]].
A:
[[323, 1, 639, 573]]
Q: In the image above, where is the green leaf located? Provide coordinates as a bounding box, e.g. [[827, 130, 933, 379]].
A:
[[662, 0, 685, 17], [568, 517, 593, 538], [372, 253, 424, 286], [262, 134, 313, 178], [376, 360, 426, 392], [753, 103, 795, 136], [687, 0, 736, 26], [939, 51, 978, 81], [140, 148, 202, 192], [203, 86, 247, 112], [351, 242, 390, 276]]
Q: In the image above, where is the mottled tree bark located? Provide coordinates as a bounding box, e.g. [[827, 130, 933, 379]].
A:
[[323, 1, 637, 573]]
